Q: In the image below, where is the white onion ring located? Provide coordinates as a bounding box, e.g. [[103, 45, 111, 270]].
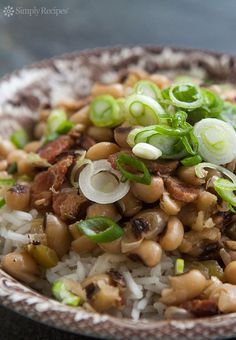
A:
[[79, 160, 130, 204]]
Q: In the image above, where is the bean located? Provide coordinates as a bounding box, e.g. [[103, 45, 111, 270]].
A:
[[224, 261, 236, 284], [87, 126, 113, 142], [159, 217, 184, 251], [91, 83, 124, 98], [129, 240, 162, 267], [131, 176, 164, 203], [86, 142, 120, 160], [177, 166, 205, 186], [24, 141, 42, 153], [45, 214, 71, 258], [34, 122, 46, 139], [5, 184, 30, 211], [72, 236, 96, 254], [87, 203, 120, 221], [27, 244, 58, 268], [117, 191, 142, 217], [0, 139, 16, 157], [69, 105, 91, 126], [160, 191, 182, 215], [1, 252, 40, 284], [114, 126, 132, 148]]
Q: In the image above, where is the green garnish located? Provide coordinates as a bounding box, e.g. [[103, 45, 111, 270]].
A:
[[116, 153, 151, 184], [0, 198, 6, 208], [44, 108, 74, 143], [90, 95, 124, 127], [0, 178, 16, 186], [125, 93, 164, 126], [134, 80, 161, 100], [52, 280, 80, 306], [7, 162, 17, 174], [181, 155, 202, 166], [77, 217, 124, 243], [175, 258, 184, 275], [10, 129, 29, 149], [162, 83, 203, 109]]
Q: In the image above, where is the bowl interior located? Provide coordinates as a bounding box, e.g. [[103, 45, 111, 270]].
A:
[[1, 46, 236, 339]]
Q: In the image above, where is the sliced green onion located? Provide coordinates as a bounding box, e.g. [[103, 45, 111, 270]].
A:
[[77, 216, 124, 243], [132, 143, 162, 160], [52, 280, 80, 306], [193, 118, 236, 165], [125, 94, 164, 126], [0, 198, 6, 208], [0, 178, 16, 186], [195, 162, 236, 183], [219, 102, 236, 129], [175, 258, 184, 274], [44, 132, 60, 144], [47, 108, 67, 133], [10, 129, 29, 149], [7, 162, 17, 175], [115, 153, 151, 184], [181, 155, 202, 166], [56, 120, 75, 134], [134, 80, 161, 100], [90, 95, 124, 127], [214, 178, 236, 207], [168, 83, 203, 109]]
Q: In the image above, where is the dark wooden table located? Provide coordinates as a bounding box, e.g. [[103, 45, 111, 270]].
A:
[[1, 0, 236, 338]]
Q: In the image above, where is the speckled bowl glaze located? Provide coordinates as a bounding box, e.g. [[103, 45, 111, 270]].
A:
[[1, 46, 236, 340]]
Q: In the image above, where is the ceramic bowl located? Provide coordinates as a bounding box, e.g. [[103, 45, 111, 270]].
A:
[[1, 46, 236, 339]]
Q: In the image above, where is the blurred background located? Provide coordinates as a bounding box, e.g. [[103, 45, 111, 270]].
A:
[[1, 0, 236, 77], [0, 0, 236, 339]]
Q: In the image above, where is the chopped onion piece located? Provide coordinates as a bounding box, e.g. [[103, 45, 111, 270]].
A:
[[193, 118, 236, 165], [132, 143, 162, 160], [79, 160, 130, 204]]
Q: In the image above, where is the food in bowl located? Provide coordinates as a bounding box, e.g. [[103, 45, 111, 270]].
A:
[[1, 68, 236, 321]]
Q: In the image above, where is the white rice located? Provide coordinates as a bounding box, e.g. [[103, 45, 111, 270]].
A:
[[0, 204, 174, 320]]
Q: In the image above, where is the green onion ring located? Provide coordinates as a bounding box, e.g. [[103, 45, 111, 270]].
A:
[[77, 217, 124, 243]]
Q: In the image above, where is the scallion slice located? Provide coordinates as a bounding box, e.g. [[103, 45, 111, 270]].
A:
[[193, 118, 236, 165], [0, 198, 6, 208], [52, 280, 80, 306], [125, 94, 164, 126], [90, 95, 124, 127], [175, 258, 184, 274], [10, 130, 29, 149], [134, 80, 161, 100], [47, 108, 67, 133], [0, 178, 16, 186], [77, 217, 124, 243], [7, 162, 17, 175], [132, 143, 162, 160], [181, 155, 202, 166], [168, 83, 203, 109], [116, 153, 151, 184]]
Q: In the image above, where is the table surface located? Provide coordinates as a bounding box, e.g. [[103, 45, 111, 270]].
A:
[[1, 0, 236, 338]]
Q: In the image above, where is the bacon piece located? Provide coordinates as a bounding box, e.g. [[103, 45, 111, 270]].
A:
[[80, 135, 96, 150], [31, 155, 73, 208], [164, 177, 200, 203], [144, 160, 179, 175], [180, 299, 218, 317], [38, 136, 73, 163], [52, 188, 89, 221]]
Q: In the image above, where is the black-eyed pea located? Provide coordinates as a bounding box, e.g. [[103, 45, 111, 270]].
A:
[[159, 217, 184, 251], [87, 126, 113, 142], [69, 106, 91, 126], [86, 142, 120, 160], [129, 240, 162, 267], [131, 176, 164, 203]]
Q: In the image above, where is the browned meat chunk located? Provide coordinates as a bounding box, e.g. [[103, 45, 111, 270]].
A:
[[164, 177, 200, 203], [180, 299, 218, 317], [52, 188, 89, 221], [144, 160, 179, 175], [31, 155, 73, 208], [38, 136, 73, 163], [80, 135, 96, 150]]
